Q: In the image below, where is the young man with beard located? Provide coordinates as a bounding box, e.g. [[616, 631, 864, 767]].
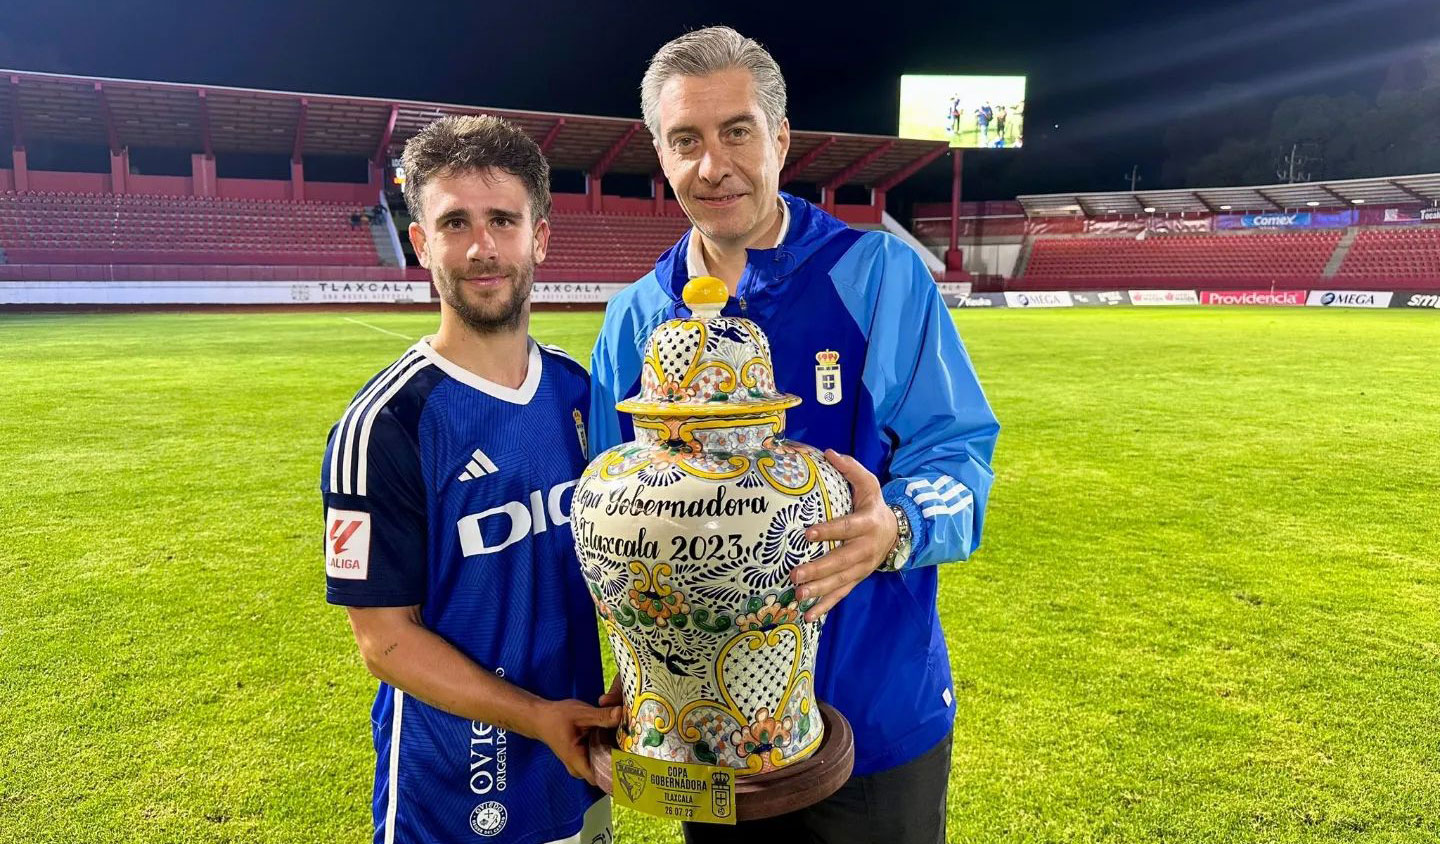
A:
[[588, 27, 999, 844], [321, 115, 617, 844]]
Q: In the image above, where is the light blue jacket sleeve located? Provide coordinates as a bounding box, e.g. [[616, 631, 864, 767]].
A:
[[844, 235, 1000, 569], [587, 281, 663, 459], [587, 309, 628, 460]]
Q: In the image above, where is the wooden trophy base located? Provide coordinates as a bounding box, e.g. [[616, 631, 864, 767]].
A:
[[589, 701, 854, 823]]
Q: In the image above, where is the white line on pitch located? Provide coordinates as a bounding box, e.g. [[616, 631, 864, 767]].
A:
[[342, 317, 412, 339]]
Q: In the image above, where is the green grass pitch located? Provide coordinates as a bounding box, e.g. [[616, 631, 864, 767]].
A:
[[2, 307, 1438, 843]]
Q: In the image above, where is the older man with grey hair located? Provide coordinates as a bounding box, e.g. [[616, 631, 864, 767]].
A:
[[589, 26, 1000, 844]]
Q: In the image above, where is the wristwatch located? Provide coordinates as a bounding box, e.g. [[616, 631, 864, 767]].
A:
[[879, 504, 913, 572]]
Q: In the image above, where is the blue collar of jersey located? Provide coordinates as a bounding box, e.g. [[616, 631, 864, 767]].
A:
[[653, 192, 855, 314]]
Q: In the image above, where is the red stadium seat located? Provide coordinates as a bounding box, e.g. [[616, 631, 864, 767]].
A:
[[1336, 228, 1440, 281], [536, 212, 692, 282], [1020, 230, 1344, 287], [0, 191, 381, 268]]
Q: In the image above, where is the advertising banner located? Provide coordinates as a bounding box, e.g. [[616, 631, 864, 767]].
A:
[[1024, 217, 1087, 236], [1305, 290, 1394, 309], [1364, 207, 1440, 225], [946, 292, 1008, 308], [530, 282, 623, 303], [1200, 290, 1307, 306], [1070, 291, 1131, 306], [1390, 292, 1440, 309], [1215, 210, 1355, 230], [911, 218, 1029, 242], [1003, 291, 1074, 308], [0, 280, 432, 305], [1085, 217, 1212, 235], [1306, 209, 1358, 228], [1129, 289, 1199, 306], [295, 281, 432, 304], [936, 282, 975, 299]]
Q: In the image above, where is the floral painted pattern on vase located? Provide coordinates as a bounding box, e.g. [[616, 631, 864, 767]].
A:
[[574, 277, 852, 774]]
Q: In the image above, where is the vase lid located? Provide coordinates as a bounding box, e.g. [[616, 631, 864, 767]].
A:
[[615, 276, 801, 418]]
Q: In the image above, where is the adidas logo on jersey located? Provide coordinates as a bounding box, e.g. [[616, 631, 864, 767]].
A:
[[458, 448, 500, 482], [905, 475, 974, 518], [456, 480, 577, 557]]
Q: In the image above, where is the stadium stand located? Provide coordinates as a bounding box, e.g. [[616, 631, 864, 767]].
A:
[[898, 173, 1440, 291], [11, 67, 1440, 302], [0, 69, 946, 305], [1015, 174, 1440, 216], [0, 263, 407, 282], [1021, 231, 1342, 283], [1335, 228, 1440, 281], [543, 212, 691, 279], [0, 192, 380, 265]]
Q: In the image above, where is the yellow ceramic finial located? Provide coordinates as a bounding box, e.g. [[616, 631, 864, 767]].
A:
[[682, 276, 728, 319]]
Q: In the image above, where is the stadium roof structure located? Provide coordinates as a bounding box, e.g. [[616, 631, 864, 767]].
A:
[[1017, 173, 1440, 216], [0, 69, 947, 191]]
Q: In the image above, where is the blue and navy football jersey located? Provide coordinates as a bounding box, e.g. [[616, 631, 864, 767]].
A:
[[321, 337, 610, 844]]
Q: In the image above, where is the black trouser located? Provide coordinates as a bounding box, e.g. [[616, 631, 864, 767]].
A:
[[682, 731, 952, 844]]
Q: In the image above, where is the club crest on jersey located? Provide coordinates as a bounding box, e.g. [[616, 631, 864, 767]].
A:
[[469, 801, 507, 837], [573, 408, 588, 457], [815, 349, 842, 406]]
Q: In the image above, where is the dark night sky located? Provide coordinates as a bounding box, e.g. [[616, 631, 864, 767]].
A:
[[2, 0, 1437, 207]]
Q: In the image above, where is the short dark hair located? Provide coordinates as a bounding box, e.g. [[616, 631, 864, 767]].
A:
[[400, 114, 552, 226]]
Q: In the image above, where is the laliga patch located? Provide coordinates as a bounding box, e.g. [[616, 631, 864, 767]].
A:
[[814, 350, 842, 406], [326, 508, 371, 580]]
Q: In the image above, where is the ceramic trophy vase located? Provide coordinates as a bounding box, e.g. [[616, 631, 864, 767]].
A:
[[573, 277, 852, 775]]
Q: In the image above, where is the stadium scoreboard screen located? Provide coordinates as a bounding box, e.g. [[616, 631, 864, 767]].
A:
[[899, 75, 1027, 149]]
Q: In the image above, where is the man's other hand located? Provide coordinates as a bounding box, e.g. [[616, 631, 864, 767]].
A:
[[790, 449, 899, 622]]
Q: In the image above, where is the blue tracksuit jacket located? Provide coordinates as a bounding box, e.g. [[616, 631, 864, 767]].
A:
[[587, 192, 999, 776]]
